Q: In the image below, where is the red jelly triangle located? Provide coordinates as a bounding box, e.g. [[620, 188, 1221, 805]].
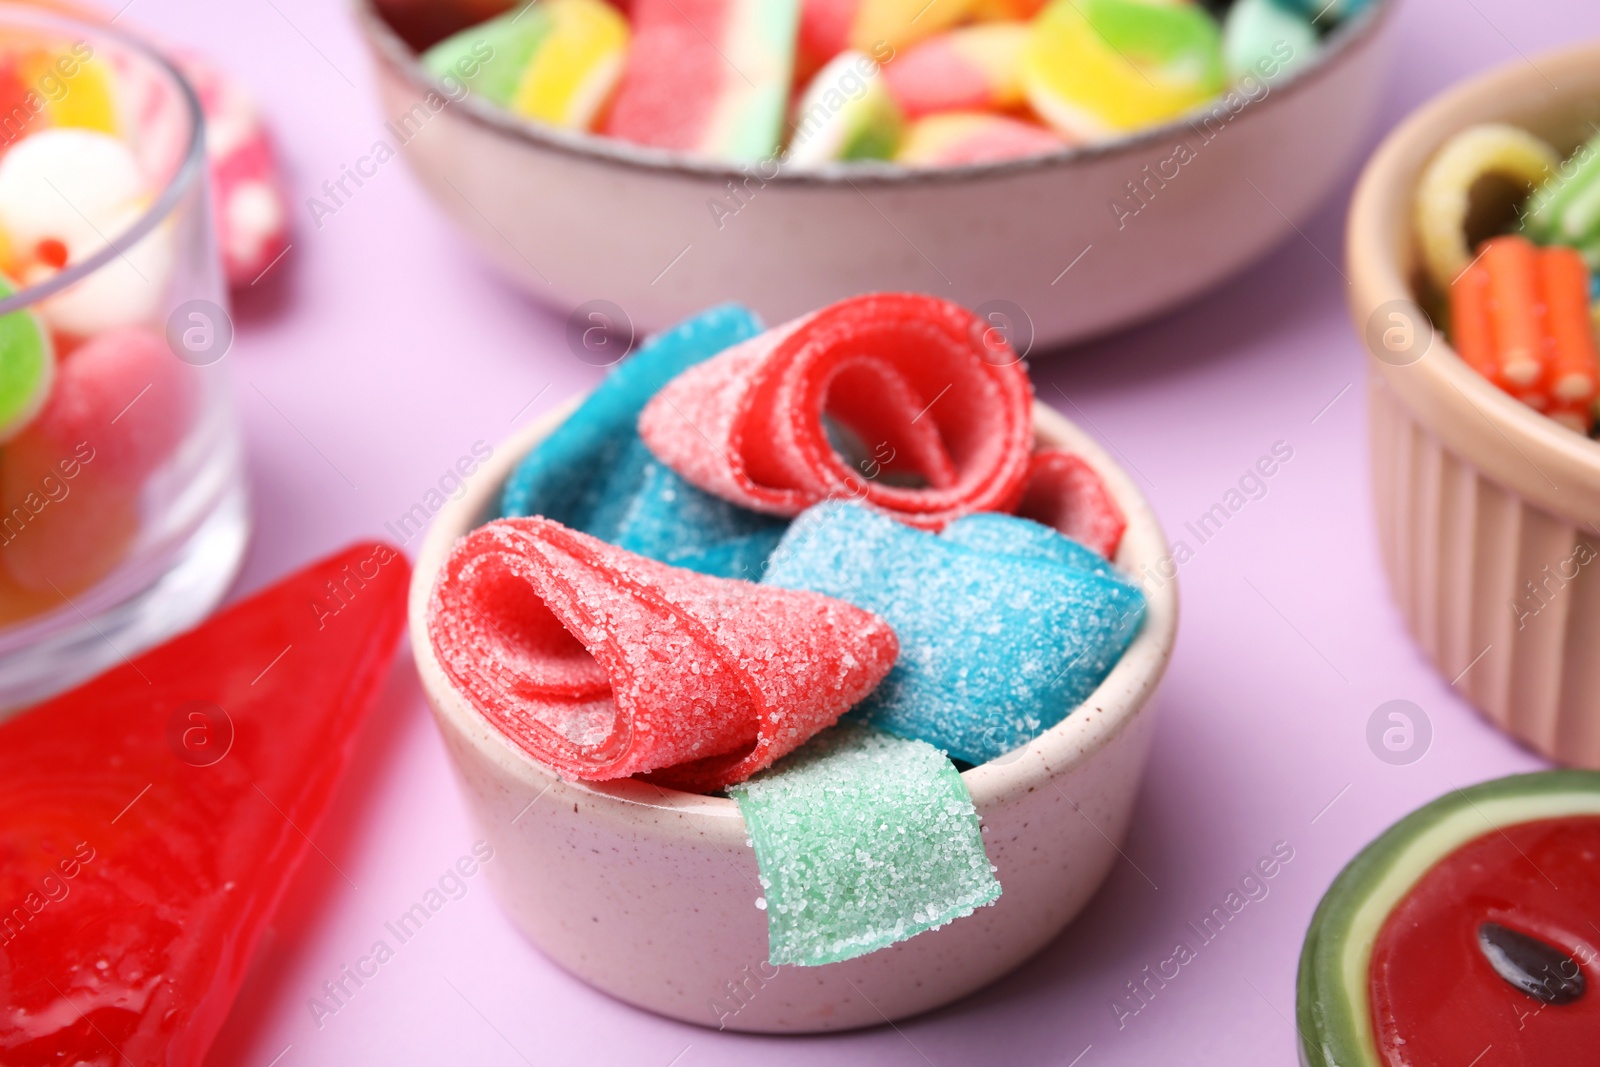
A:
[[637, 293, 1035, 531], [1015, 449, 1128, 559], [0, 542, 409, 1066], [427, 517, 898, 792]]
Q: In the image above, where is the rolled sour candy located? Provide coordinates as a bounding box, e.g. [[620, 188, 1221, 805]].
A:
[[763, 501, 1147, 764], [798, 0, 975, 78], [604, 0, 799, 160], [500, 303, 786, 579], [730, 723, 1000, 966], [1450, 235, 1599, 432], [786, 50, 903, 166], [174, 54, 292, 288], [423, 0, 629, 131], [0, 128, 171, 336], [638, 293, 1035, 530], [1023, 0, 1225, 143], [1414, 123, 1559, 291], [897, 110, 1066, 166], [883, 22, 1029, 119], [426, 517, 898, 793], [1015, 448, 1129, 558]]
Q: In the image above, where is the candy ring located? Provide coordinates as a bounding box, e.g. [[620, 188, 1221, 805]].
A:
[[1414, 123, 1559, 291]]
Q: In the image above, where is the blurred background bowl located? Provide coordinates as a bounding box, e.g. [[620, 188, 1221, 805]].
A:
[[354, 0, 1395, 351]]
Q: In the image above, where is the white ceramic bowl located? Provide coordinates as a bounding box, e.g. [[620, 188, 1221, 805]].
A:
[[408, 399, 1178, 1032], [1348, 42, 1600, 768], [356, 0, 1394, 349]]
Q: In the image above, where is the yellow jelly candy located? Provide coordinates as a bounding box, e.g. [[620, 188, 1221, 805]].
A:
[[1414, 123, 1559, 291]]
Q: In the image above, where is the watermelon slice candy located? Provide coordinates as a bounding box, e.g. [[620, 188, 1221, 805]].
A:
[[0, 542, 409, 1066], [1298, 771, 1600, 1067]]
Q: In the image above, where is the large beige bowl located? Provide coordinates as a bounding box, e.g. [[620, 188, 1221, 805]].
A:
[[1349, 42, 1600, 766], [356, 0, 1394, 349], [408, 400, 1178, 1032]]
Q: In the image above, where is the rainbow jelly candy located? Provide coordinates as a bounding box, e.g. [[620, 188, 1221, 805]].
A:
[[786, 49, 903, 165], [883, 22, 1029, 119], [763, 501, 1147, 764], [638, 293, 1034, 530], [501, 304, 786, 578], [798, 0, 974, 78], [1023, 0, 1225, 143], [896, 110, 1066, 165], [424, 0, 629, 131], [1222, 0, 1317, 83], [0, 273, 53, 442], [427, 516, 898, 792], [604, 0, 800, 160], [729, 722, 1000, 966], [1015, 449, 1128, 558], [0, 543, 407, 1066], [1415, 123, 1559, 291]]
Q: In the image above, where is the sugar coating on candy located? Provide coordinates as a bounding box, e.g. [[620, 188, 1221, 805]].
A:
[[1015, 449, 1128, 559], [942, 512, 1115, 578], [638, 292, 1034, 531], [764, 501, 1145, 763], [610, 446, 788, 578], [604, 0, 800, 160], [428, 516, 898, 792], [729, 722, 1000, 966], [501, 304, 784, 577], [883, 22, 1029, 120]]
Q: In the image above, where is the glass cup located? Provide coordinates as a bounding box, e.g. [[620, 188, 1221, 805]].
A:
[[0, 6, 247, 710]]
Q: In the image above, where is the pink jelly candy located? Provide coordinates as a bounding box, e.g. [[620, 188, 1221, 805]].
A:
[[27, 325, 195, 485], [175, 54, 291, 287], [427, 516, 898, 793], [637, 293, 1034, 531], [1015, 449, 1128, 558]]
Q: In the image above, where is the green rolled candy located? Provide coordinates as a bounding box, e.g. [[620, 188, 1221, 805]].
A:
[[729, 723, 1000, 967]]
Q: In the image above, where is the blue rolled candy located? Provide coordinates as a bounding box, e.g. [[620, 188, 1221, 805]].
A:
[[499, 303, 785, 578], [763, 502, 1147, 764]]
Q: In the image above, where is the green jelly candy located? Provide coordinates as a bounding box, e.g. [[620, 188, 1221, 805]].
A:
[[1224, 0, 1318, 83], [0, 276, 52, 441], [729, 723, 1001, 967], [1522, 132, 1600, 246], [422, 7, 552, 106]]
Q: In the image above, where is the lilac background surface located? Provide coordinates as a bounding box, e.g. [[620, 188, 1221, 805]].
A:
[[98, 0, 1599, 1062]]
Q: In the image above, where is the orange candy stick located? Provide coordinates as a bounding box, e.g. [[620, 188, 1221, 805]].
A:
[[1481, 235, 1544, 389], [1539, 245, 1600, 407], [1449, 258, 1500, 383]]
